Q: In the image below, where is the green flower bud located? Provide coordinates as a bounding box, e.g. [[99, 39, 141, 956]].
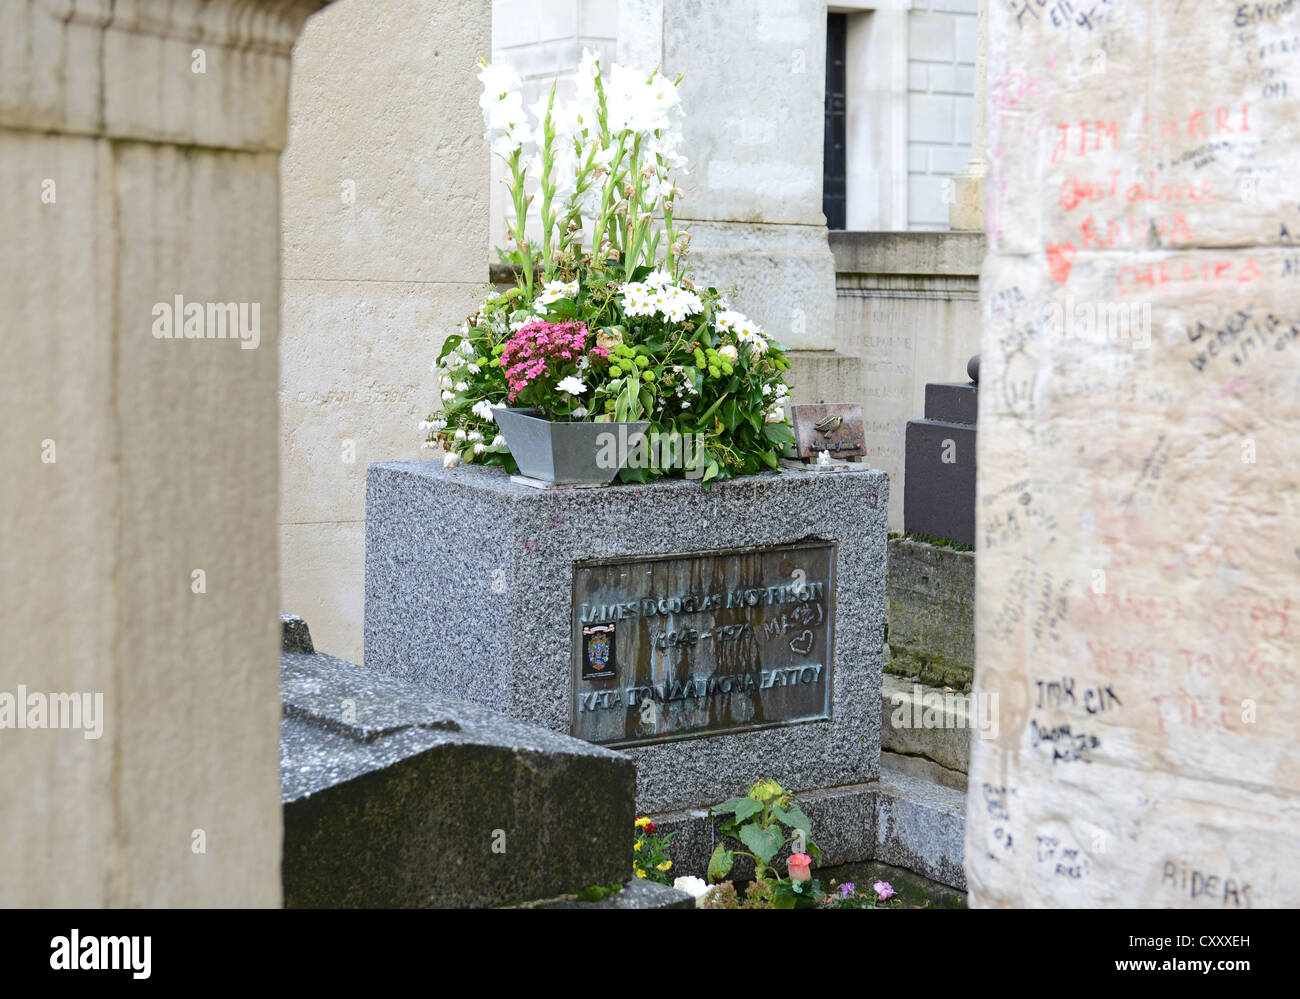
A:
[[610, 364, 623, 377], [708, 364, 720, 378], [635, 356, 649, 368], [642, 370, 656, 382], [693, 348, 706, 367], [720, 362, 733, 376], [604, 400, 616, 412]]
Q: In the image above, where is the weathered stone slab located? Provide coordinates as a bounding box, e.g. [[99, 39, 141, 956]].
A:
[[544, 878, 695, 909], [365, 462, 889, 813], [886, 537, 975, 687], [280, 617, 635, 908], [881, 675, 976, 778]]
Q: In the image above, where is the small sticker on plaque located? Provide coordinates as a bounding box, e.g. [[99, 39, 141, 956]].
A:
[[582, 623, 617, 680]]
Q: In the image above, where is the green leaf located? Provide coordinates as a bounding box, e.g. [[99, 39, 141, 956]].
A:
[[771, 803, 811, 837], [738, 822, 784, 867], [436, 334, 463, 364], [731, 798, 764, 824], [707, 843, 734, 883], [702, 460, 719, 483], [763, 423, 795, 446], [760, 450, 778, 469], [771, 884, 798, 909], [711, 796, 750, 817]]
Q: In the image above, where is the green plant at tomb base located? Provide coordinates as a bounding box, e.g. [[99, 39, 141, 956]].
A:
[[422, 49, 795, 484], [633, 815, 677, 884], [701, 778, 907, 910]]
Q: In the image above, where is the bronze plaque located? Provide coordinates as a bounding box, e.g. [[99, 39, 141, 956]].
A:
[[790, 403, 866, 459], [570, 541, 834, 747]]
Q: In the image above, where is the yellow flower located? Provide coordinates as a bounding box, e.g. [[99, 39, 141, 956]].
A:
[[636, 869, 647, 878], [633, 840, 642, 851], [656, 861, 672, 871], [635, 817, 651, 828]]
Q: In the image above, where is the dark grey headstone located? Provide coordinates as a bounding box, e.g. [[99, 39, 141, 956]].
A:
[[924, 382, 977, 425], [903, 417, 976, 547]]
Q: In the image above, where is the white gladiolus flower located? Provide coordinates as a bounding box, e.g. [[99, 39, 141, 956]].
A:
[[471, 400, 497, 422], [454, 428, 467, 441], [421, 440, 436, 449], [467, 431, 484, 442], [556, 375, 587, 395], [455, 381, 469, 392], [441, 390, 455, 403], [467, 363, 481, 374], [473, 442, 487, 454], [443, 452, 461, 468], [571, 406, 588, 419], [492, 434, 505, 447], [478, 62, 532, 157]]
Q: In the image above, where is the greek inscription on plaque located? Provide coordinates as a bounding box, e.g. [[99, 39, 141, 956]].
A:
[[570, 541, 835, 747]]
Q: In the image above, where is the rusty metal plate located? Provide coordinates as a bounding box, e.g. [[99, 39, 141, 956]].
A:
[[790, 403, 866, 459], [570, 541, 835, 747]]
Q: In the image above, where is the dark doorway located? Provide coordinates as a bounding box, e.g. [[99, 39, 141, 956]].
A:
[[823, 12, 847, 230]]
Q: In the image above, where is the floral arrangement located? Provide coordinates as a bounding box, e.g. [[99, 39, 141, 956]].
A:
[[823, 879, 899, 910], [701, 874, 903, 910], [422, 50, 795, 483], [633, 815, 676, 884]]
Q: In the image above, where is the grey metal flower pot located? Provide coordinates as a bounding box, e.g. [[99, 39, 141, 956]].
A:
[[495, 408, 649, 485]]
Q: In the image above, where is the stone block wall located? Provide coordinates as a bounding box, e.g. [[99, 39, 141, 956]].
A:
[[908, 0, 979, 227], [278, 0, 491, 665]]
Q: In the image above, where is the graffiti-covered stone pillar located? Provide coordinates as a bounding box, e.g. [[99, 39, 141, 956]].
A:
[[968, 2, 1300, 907]]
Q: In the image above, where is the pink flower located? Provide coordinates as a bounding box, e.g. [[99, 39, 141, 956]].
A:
[[787, 853, 812, 883], [873, 880, 896, 901]]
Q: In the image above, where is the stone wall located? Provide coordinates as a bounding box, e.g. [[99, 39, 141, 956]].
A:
[[966, 0, 1300, 907], [1, 0, 324, 906], [789, 230, 982, 532], [907, 0, 979, 228], [279, 0, 491, 664]]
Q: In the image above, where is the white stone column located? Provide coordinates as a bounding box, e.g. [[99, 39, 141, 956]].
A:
[[947, 0, 986, 230], [0, 0, 326, 906], [279, 0, 491, 665], [635, 0, 838, 351]]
